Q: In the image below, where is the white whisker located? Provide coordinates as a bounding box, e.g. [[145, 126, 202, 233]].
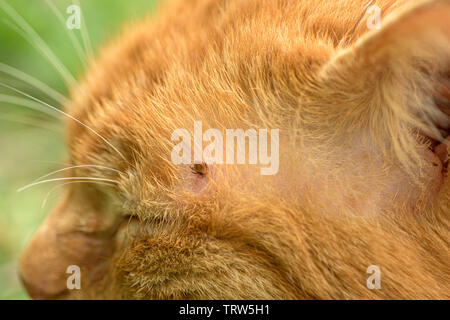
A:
[[0, 63, 68, 105], [0, 93, 61, 118], [32, 164, 123, 184], [44, 0, 87, 68], [41, 180, 116, 209], [73, 0, 94, 59], [30, 160, 69, 165], [0, 113, 61, 132], [18, 177, 119, 192], [0, 0, 76, 87], [0, 82, 128, 162]]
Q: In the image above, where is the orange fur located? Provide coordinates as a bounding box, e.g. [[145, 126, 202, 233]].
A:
[[20, 0, 449, 299]]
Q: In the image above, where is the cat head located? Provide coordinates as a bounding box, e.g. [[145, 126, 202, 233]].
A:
[[20, 0, 449, 299]]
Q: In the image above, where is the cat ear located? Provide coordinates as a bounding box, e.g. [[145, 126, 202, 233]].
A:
[[354, 0, 450, 65], [320, 0, 450, 141]]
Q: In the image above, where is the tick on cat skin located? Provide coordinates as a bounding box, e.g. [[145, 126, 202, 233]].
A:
[[13, 0, 450, 300], [171, 121, 280, 175], [191, 163, 208, 176]]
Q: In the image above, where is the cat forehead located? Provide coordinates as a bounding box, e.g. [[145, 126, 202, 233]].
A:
[[66, 0, 379, 165], [69, 34, 333, 131], [67, 0, 408, 138]]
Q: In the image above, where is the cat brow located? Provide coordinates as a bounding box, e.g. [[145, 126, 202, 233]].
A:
[[17, 177, 119, 193], [0, 63, 69, 106], [0, 93, 61, 118], [0, 0, 76, 87], [0, 82, 128, 162], [0, 113, 61, 132], [31, 165, 124, 185]]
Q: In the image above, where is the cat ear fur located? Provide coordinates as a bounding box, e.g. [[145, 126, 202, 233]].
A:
[[319, 0, 450, 171]]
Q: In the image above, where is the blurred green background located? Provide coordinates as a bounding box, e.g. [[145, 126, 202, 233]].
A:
[[0, 0, 157, 299]]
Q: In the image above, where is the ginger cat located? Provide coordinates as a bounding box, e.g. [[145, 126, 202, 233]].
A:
[[19, 0, 449, 299]]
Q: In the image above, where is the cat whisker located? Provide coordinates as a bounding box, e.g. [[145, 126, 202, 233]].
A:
[[31, 164, 124, 184], [30, 160, 70, 166], [73, 0, 94, 59], [17, 177, 119, 193], [0, 93, 62, 118], [44, 0, 88, 68], [0, 82, 128, 162], [0, 63, 69, 106], [41, 180, 117, 209], [0, 0, 76, 87], [0, 113, 61, 132]]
